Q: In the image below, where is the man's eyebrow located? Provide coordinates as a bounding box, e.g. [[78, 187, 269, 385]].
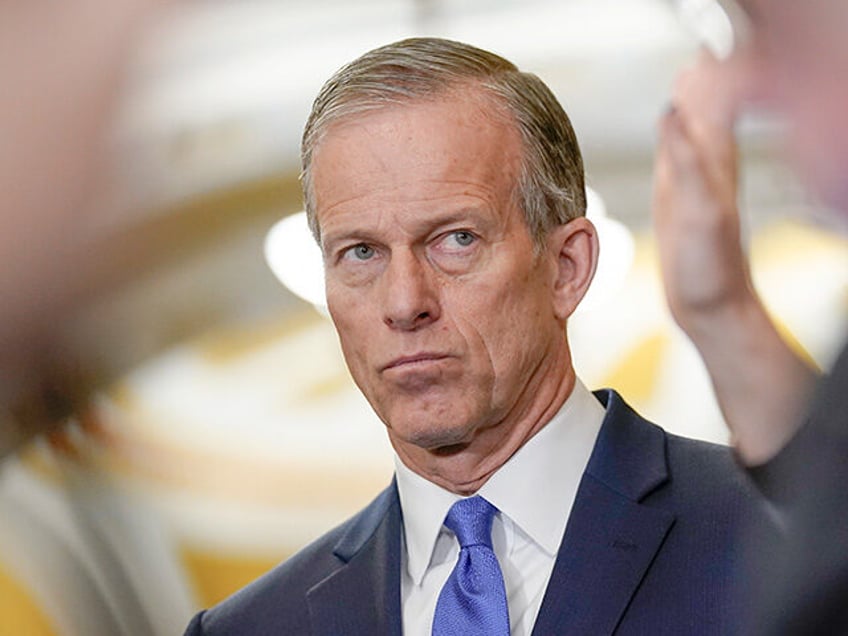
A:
[[323, 206, 495, 245], [320, 228, 370, 254], [424, 207, 490, 227]]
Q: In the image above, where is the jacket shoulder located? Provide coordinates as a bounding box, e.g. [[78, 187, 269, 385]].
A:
[[593, 388, 763, 508], [662, 430, 763, 507], [187, 484, 398, 635]]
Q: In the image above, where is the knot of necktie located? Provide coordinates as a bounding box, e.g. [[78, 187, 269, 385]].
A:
[[444, 495, 498, 550]]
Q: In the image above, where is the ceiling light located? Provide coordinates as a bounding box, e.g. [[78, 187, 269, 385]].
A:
[[579, 187, 636, 313], [263, 211, 327, 314]]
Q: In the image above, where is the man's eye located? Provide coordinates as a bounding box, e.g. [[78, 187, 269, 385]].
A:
[[346, 243, 375, 261], [451, 231, 476, 247]]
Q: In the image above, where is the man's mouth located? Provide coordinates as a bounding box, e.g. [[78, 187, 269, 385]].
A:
[[381, 353, 450, 372]]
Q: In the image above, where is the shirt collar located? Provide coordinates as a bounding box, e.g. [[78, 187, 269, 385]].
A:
[[394, 378, 605, 585]]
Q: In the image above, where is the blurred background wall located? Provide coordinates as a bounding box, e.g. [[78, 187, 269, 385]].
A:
[[2, 1, 847, 633]]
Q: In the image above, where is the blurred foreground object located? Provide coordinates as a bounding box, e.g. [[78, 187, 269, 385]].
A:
[[653, 0, 848, 632], [0, 2, 201, 634], [0, 425, 195, 636], [0, 0, 172, 455]]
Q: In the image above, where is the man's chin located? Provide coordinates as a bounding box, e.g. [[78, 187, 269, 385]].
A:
[[391, 421, 475, 454]]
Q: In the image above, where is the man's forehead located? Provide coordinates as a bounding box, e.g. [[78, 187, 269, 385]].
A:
[[314, 92, 518, 163], [324, 85, 506, 132], [311, 91, 525, 236]]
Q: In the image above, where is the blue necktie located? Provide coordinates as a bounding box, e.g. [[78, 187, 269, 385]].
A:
[[431, 496, 510, 636]]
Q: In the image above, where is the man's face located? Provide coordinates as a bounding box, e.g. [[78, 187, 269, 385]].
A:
[[737, 0, 848, 207], [311, 92, 571, 463]]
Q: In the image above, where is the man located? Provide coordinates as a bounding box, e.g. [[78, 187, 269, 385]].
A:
[[186, 37, 769, 635], [652, 1, 848, 633]]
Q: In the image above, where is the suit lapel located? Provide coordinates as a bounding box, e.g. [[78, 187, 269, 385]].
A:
[[306, 483, 404, 636], [532, 390, 676, 636]]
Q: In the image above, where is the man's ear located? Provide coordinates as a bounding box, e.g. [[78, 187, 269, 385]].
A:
[[547, 217, 599, 320]]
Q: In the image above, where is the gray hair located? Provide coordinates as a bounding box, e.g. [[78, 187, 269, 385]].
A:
[[300, 37, 586, 247]]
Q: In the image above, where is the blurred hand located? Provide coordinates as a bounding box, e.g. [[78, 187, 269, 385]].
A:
[[651, 50, 818, 464], [652, 49, 753, 333]]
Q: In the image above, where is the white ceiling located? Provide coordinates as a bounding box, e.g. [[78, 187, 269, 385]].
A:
[[112, 0, 707, 214]]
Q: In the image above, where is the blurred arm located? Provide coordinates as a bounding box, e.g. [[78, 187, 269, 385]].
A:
[[651, 51, 818, 466], [0, 0, 169, 349], [0, 0, 170, 452]]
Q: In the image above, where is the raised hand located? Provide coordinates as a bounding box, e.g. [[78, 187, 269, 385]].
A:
[[651, 50, 818, 465], [653, 50, 751, 329]]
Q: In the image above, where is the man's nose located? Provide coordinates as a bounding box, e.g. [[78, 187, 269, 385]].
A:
[[381, 251, 440, 331]]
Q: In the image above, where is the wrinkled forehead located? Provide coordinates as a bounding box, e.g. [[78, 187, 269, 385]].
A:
[[310, 85, 523, 181], [316, 81, 513, 145], [312, 92, 524, 193]]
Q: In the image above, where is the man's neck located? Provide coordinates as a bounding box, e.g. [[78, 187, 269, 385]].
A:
[[392, 365, 577, 495]]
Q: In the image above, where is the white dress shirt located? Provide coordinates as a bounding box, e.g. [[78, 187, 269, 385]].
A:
[[395, 379, 606, 636]]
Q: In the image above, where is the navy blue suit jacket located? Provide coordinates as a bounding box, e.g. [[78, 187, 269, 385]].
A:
[[185, 390, 771, 635]]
